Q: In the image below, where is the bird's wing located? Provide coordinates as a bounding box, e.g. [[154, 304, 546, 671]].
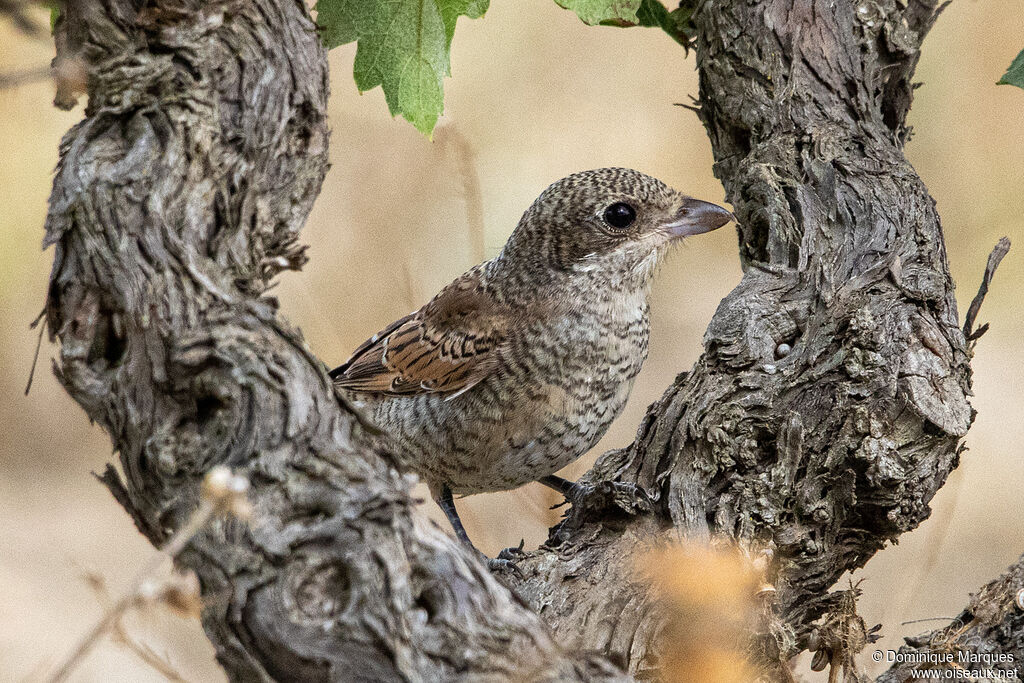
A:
[[330, 268, 508, 397]]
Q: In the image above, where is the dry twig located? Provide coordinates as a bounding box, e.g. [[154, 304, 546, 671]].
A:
[[45, 467, 250, 683], [83, 569, 194, 682], [0, 65, 51, 89], [963, 237, 1011, 346], [437, 125, 486, 263], [0, 0, 46, 38]]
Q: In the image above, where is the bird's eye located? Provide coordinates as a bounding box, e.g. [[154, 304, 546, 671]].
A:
[[602, 202, 636, 230]]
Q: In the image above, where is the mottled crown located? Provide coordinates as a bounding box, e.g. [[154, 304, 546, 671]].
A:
[[494, 167, 691, 282]]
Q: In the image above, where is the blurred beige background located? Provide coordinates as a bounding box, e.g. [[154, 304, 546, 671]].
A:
[[1, 1, 1022, 680]]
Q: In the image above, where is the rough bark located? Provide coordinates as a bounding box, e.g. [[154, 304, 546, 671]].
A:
[[877, 554, 1024, 682], [509, 0, 973, 675], [41, 0, 1013, 681], [43, 1, 619, 680]]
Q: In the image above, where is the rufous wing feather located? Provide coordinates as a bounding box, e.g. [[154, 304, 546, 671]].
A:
[[330, 268, 507, 398]]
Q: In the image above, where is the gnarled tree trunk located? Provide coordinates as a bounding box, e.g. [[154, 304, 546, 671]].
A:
[[43, 0, 1011, 680]]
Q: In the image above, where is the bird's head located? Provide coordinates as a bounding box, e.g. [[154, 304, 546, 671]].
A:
[[498, 168, 733, 290]]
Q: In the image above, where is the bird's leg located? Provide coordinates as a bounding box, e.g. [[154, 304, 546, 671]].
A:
[[539, 475, 653, 514], [434, 483, 524, 575], [436, 483, 474, 546], [539, 475, 583, 501]]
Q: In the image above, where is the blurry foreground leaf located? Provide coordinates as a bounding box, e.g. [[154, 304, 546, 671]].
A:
[[639, 543, 760, 683], [998, 49, 1024, 89], [315, 0, 488, 136]]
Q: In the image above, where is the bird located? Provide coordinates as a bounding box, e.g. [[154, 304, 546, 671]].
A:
[[331, 168, 733, 561]]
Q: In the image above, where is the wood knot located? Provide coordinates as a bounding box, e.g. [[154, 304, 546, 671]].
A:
[[286, 559, 353, 623]]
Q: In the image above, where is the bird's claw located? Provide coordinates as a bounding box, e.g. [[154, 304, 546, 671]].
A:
[[486, 557, 522, 577], [486, 539, 525, 577], [496, 538, 526, 561]]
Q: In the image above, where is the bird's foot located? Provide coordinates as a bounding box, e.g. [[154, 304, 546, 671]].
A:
[[485, 539, 526, 577], [551, 479, 654, 516]]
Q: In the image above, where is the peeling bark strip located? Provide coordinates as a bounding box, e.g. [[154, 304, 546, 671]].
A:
[[43, 0, 1007, 681], [44, 1, 621, 680]]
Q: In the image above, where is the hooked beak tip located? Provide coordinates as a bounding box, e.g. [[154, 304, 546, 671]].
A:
[[664, 199, 734, 237]]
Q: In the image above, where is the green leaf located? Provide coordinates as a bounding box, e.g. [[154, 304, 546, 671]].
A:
[[42, 0, 60, 30], [998, 49, 1024, 90], [634, 0, 693, 46], [634, 0, 670, 28], [398, 56, 445, 135], [667, 4, 698, 46], [565, 0, 695, 47], [555, 0, 640, 26], [315, 0, 489, 136]]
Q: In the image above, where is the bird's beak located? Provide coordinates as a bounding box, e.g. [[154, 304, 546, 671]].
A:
[[662, 198, 734, 238]]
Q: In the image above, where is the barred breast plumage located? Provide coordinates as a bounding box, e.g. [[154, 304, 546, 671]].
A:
[[358, 264, 650, 494]]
